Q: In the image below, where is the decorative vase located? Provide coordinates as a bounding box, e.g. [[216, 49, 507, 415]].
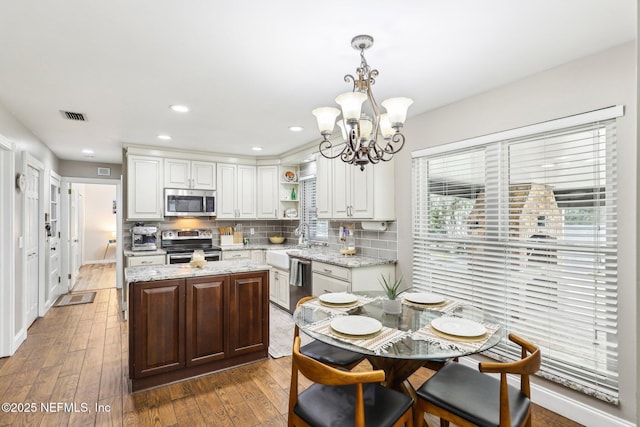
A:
[[382, 298, 402, 315]]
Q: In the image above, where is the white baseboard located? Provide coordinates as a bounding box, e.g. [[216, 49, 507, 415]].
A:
[[458, 357, 634, 427], [12, 327, 26, 354]]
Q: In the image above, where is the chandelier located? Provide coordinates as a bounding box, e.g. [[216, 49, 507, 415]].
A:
[[312, 35, 413, 171]]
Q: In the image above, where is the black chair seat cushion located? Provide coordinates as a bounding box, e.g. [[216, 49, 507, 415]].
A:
[[295, 382, 413, 427], [300, 340, 363, 367], [416, 362, 530, 427]]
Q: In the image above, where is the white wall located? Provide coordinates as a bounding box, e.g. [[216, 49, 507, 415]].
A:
[[82, 184, 117, 263], [0, 102, 60, 355], [395, 42, 636, 424]]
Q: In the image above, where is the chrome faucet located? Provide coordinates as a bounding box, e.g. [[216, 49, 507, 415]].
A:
[[294, 222, 309, 246]]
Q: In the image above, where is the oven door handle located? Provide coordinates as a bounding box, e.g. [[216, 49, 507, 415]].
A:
[[168, 254, 193, 260]]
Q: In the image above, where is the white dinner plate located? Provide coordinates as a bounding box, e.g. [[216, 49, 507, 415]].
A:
[[431, 317, 487, 337], [330, 315, 382, 336], [319, 292, 358, 305], [404, 292, 446, 304]]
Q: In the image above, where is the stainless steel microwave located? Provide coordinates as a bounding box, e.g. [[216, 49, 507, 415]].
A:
[[164, 188, 216, 217]]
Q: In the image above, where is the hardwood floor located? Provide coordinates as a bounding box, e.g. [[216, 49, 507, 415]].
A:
[[0, 286, 583, 426], [71, 263, 116, 293]]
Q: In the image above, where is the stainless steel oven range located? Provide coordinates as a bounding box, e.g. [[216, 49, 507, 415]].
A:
[[161, 229, 221, 264]]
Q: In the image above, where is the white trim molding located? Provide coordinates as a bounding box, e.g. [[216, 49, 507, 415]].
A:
[[0, 134, 15, 357]]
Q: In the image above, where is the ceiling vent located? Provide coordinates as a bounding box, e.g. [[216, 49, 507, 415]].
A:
[[60, 110, 87, 121]]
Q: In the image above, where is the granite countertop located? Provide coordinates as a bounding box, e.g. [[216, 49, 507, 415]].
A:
[[125, 260, 270, 284], [285, 249, 396, 268], [220, 243, 300, 251]]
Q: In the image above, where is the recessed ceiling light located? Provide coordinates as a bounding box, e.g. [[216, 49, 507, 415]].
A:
[[289, 125, 304, 132], [81, 149, 94, 155], [169, 104, 190, 113], [252, 146, 263, 151], [158, 134, 172, 140]]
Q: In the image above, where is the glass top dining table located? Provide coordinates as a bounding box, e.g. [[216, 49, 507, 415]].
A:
[[293, 291, 504, 392]]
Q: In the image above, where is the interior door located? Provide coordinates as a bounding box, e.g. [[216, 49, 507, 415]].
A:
[[47, 174, 61, 302], [25, 165, 40, 326], [69, 184, 80, 288]]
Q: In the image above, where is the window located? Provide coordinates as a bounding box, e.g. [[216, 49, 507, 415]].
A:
[[412, 106, 622, 403], [300, 176, 328, 241]]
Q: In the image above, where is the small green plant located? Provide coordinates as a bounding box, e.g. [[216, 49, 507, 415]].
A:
[[379, 274, 404, 300]]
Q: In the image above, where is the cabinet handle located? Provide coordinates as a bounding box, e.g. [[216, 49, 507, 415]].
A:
[[274, 209, 277, 218], [141, 260, 153, 264], [323, 268, 332, 273]]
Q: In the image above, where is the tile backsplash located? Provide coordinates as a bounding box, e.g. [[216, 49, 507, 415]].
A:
[[124, 219, 398, 260]]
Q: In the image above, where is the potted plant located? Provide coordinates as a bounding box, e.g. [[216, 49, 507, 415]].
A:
[[379, 274, 404, 314]]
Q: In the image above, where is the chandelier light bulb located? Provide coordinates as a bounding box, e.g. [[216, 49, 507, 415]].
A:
[[379, 113, 395, 139], [312, 107, 341, 135], [381, 97, 414, 127], [359, 116, 373, 140], [335, 92, 367, 121]]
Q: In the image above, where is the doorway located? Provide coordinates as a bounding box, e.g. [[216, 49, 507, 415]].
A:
[[61, 178, 123, 294]]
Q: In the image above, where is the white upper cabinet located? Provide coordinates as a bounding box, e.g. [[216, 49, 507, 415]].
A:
[[127, 154, 164, 220], [317, 146, 395, 220], [217, 164, 256, 219], [257, 165, 279, 219], [316, 154, 332, 219], [164, 158, 216, 190]]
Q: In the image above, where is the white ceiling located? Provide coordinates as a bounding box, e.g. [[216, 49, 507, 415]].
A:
[[0, 1, 634, 164]]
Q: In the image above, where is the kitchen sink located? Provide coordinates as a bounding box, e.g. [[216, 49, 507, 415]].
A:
[[266, 249, 290, 270]]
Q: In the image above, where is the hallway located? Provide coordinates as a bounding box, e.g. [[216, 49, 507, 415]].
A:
[[72, 263, 116, 293]]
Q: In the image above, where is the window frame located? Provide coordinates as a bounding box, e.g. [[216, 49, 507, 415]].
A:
[[411, 106, 623, 403]]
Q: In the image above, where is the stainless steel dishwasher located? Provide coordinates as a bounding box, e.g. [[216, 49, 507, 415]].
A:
[[288, 256, 312, 313]]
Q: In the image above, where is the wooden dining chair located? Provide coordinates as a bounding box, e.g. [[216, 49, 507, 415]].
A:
[[288, 336, 414, 427], [294, 295, 365, 369], [413, 333, 541, 427]]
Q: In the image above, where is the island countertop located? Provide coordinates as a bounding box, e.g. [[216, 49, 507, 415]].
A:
[[125, 260, 271, 284]]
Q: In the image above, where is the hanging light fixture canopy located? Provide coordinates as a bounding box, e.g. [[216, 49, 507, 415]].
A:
[[312, 35, 413, 171]]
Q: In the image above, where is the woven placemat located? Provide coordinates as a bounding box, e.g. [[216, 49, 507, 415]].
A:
[[306, 318, 408, 354], [412, 320, 501, 353]]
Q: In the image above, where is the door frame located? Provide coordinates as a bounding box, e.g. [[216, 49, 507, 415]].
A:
[[0, 134, 15, 357], [60, 177, 123, 292]]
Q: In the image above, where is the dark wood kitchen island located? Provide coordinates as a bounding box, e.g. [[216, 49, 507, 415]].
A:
[[125, 260, 270, 391]]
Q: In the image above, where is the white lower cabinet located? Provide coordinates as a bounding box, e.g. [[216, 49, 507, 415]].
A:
[[311, 261, 395, 296], [269, 267, 290, 310], [251, 250, 265, 263], [126, 254, 166, 267], [221, 250, 251, 260]]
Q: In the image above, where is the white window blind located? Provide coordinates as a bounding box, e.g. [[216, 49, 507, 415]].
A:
[[300, 176, 328, 241], [412, 114, 620, 403]]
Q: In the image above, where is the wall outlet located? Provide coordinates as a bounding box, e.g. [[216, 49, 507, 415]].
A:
[[250, 228, 254, 235]]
